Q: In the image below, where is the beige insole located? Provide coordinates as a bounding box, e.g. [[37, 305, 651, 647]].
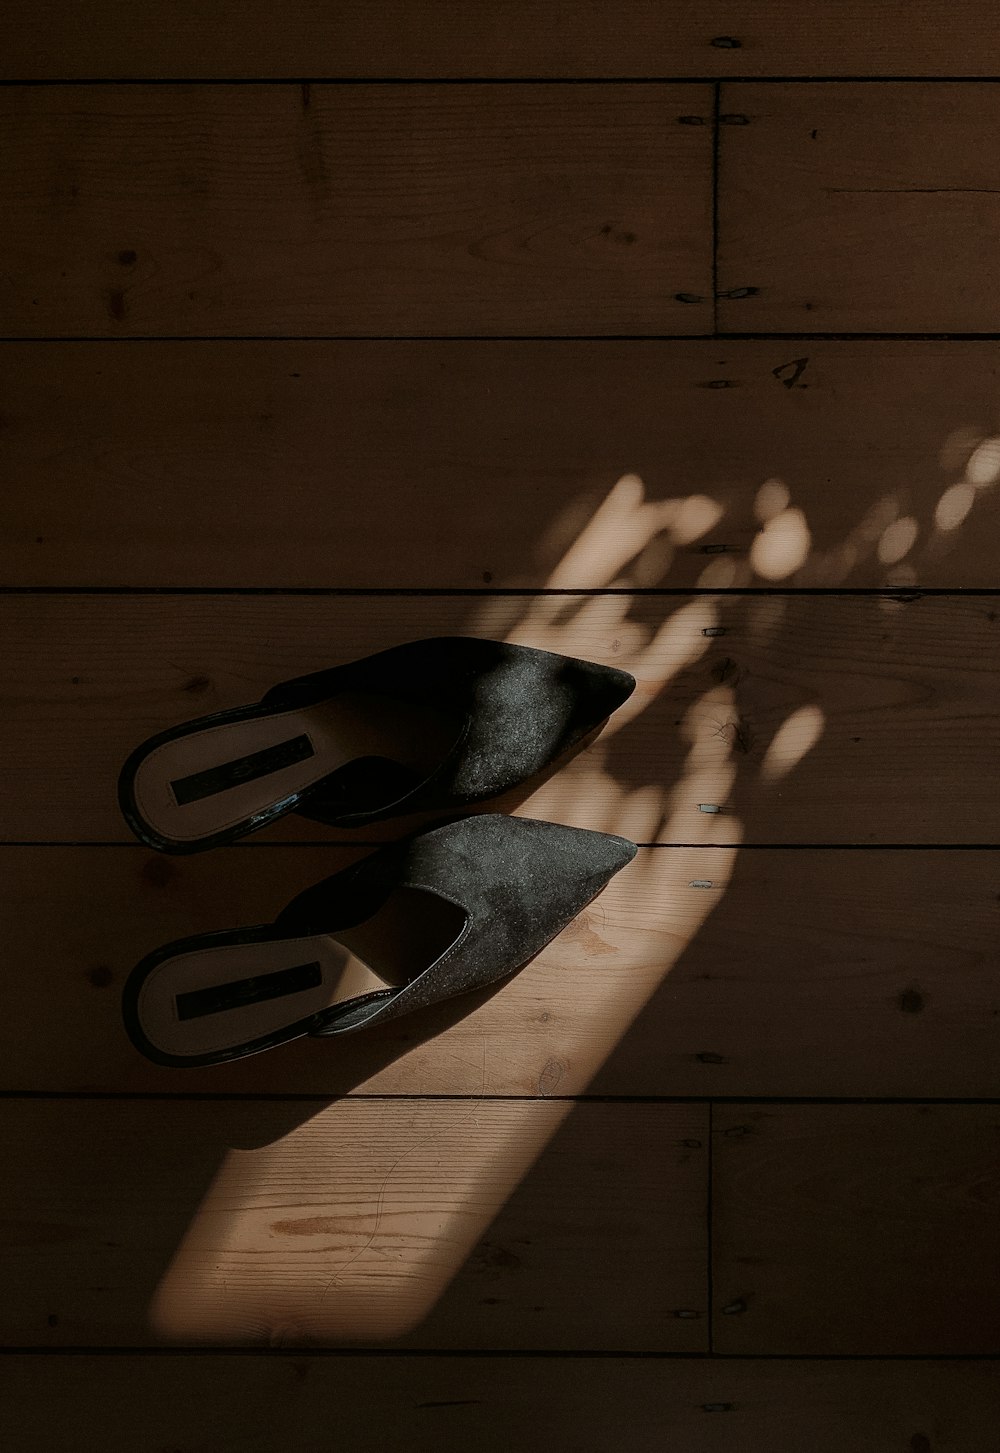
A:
[[137, 888, 469, 1060], [131, 690, 458, 843]]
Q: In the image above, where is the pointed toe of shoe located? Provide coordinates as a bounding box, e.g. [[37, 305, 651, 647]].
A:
[[484, 816, 636, 917], [597, 828, 639, 874], [341, 815, 639, 1034], [573, 660, 636, 732], [532, 817, 637, 885], [444, 645, 636, 806]]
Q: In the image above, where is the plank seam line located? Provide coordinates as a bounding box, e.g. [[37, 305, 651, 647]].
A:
[[3, 1347, 1000, 1360], [4, 586, 999, 597], [707, 1100, 715, 1353], [12, 332, 1000, 342], [3, 335, 729, 343], [3, 75, 1000, 86], [711, 80, 721, 337], [4, 1093, 1000, 1105]]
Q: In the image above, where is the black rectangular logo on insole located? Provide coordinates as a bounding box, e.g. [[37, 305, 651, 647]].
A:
[[176, 960, 324, 1021], [171, 733, 315, 806]]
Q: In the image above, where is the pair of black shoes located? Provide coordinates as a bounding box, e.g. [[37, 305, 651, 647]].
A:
[[120, 637, 638, 1067]]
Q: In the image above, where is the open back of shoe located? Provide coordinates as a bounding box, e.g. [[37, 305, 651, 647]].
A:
[[125, 886, 469, 1066], [123, 691, 459, 850]]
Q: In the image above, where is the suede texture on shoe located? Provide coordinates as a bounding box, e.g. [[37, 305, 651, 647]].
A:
[[276, 814, 638, 1035], [265, 636, 635, 828]]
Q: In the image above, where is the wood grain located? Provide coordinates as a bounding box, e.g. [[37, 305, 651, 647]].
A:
[[2, 1356, 997, 1453], [2, 593, 997, 844], [0, 1098, 707, 1348], [719, 84, 1000, 333], [4, 2, 1000, 79], [3, 846, 998, 1098], [0, 85, 711, 338], [4, 13, 1000, 1403], [713, 1103, 1000, 1354], [5, 341, 1000, 588]]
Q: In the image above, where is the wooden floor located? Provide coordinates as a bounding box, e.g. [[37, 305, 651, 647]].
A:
[[3, 3, 1000, 1448]]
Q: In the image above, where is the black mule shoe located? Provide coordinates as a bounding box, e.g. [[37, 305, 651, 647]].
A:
[[122, 814, 636, 1068], [118, 637, 634, 853]]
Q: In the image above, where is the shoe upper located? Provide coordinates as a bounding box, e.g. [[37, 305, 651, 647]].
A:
[[275, 813, 637, 1034], [263, 636, 635, 827]]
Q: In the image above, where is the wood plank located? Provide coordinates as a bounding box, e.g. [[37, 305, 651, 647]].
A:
[[719, 83, 1000, 334], [5, 341, 1000, 589], [2, 593, 997, 844], [5, 2, 1000, 79], [713, 1104, 1000, 1355], [0, 85, 711, 338], [3, 846, 998, 1098], [0, 1098, 707, 1348], [3, 1357, 998, 1453]]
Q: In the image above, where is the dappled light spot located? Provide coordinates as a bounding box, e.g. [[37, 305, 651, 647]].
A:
[[753, 478, 790, 523], [935, 481, 976, 532], [750, 506, 810, 580], [541, 473, 646, 590], [760, 705, 826, 784], [640, 597, 720, 674], [803, 492, 902, 586], [965, 436, 1000, 488], [598, 597, 720, 738], [938, 425, 984, 473], [542, 473, 680, 592], [511, 589, 648, 664], [856, 495, 901, 544], [608, 471, 645, 510], [877, 515, 918, 565], [670, 493, 724, 546], [698, 555, 738, 588]]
